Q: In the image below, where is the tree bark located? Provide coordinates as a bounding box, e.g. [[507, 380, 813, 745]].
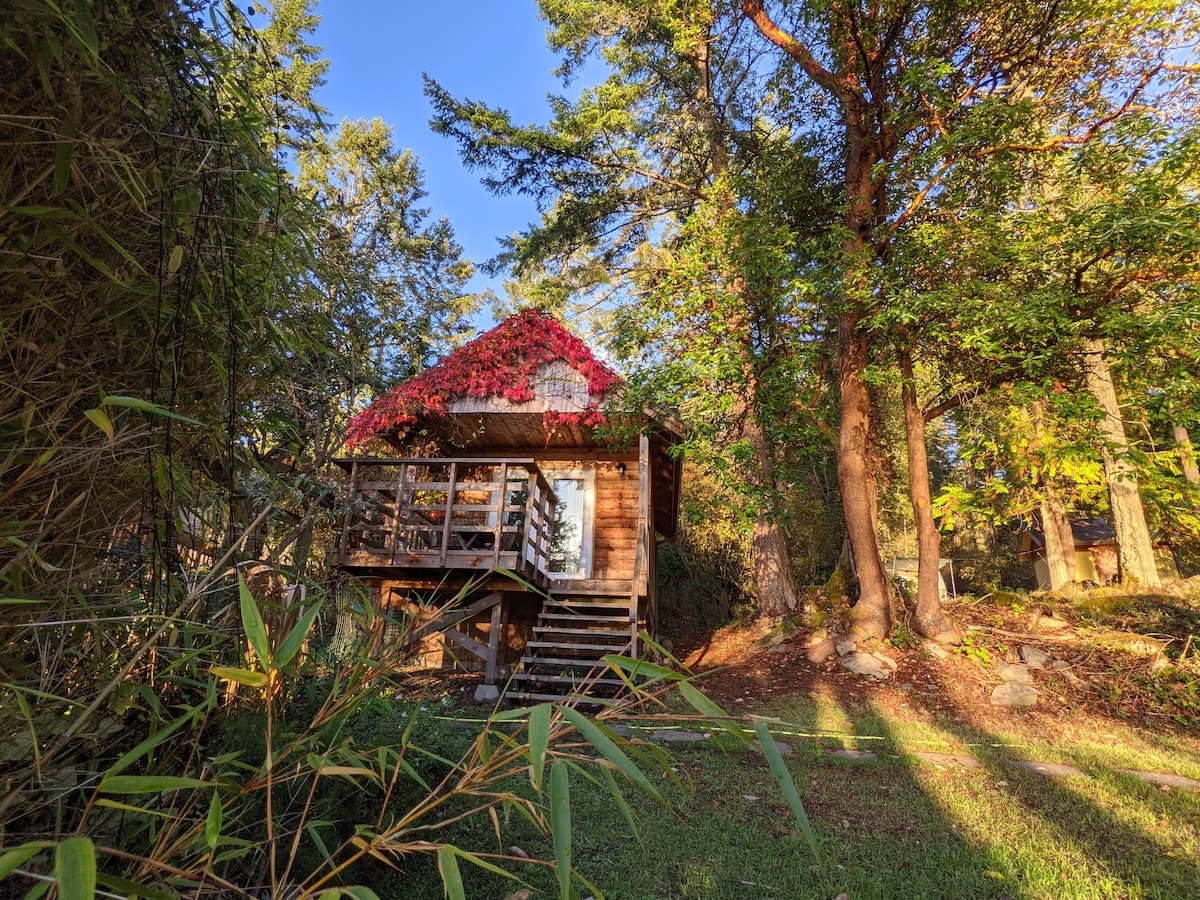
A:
[[1174, 424, 1200, 483], [1040, 492, 1078, 591], [1082, 337, 1160, 586], [900, 349, 955, 639]]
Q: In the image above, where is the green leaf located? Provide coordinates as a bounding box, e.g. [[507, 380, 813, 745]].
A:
[[108, 704, 206, 777], [273, 599, 323, 669], [205, 791, 222, 851], [557, 705, 659, 800], [167, 244, 184, 275], [677, 681, 753, 747], [99, 775, 210, 794], [0, 842, 51, 880], [95, 872, 175, 900], [527, 703, 551, 791], [753, 719, 823, 870], [100, 395, 199, 424], [210, 666, 268, 688], [54, 836, 95, 900], [437, 846, 465, 900], [238, 574, 270, 670], [83, 408, 114, 446], [550, 761, 572, 900]]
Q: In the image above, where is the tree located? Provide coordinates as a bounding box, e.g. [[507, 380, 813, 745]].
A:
[[741, 0, 1197, 638]]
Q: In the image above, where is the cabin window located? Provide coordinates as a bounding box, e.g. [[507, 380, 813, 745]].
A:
[[547, 468, 595, 578]]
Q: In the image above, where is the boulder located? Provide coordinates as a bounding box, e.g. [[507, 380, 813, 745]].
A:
[[990, 682, 1038, 707], [995, 663, 1034, 684], [1019, 645, 1051, 669], [840, 652, 895, 680]]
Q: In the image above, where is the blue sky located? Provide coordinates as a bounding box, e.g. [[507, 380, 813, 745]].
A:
[[311, 1, 564, 300]]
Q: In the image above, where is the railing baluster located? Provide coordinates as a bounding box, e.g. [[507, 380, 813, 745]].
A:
[[440, 462, 457, 566]]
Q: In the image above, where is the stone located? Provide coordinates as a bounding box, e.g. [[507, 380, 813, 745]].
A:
[[871, 651, 899, 671], [995, 663, 1034, 683], [827, 748, 877, 761], [1147, 652, 1172, 673], [1034, 612, 1071, 630], [752, 615, 802, 650], [768, 641, 792, 654], [840, 652, 895, 680], [1049, 659, 1085, 685], [806, 627, 829, 647], [806, 637, 836, 664], [836, 638, 858, 656], [1010, 760, 1084, 778], [1100, 632, 1169, 657], [474, 684, 501, 703], [1118, 770, 1200, 790], [990, 682, 1038, 707], [1019, 645, 1051, 669], [912, 751, 982, 768], [922, 641, 950, 660]]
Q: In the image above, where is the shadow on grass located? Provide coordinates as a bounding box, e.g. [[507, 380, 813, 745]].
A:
[[910, 662, 1200, 898]]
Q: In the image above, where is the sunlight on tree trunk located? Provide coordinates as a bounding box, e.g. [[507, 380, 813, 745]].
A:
[[1082, 338, 1160, 587], [1040, 493, 1078, 591], [1174, 425, 1200, 484]]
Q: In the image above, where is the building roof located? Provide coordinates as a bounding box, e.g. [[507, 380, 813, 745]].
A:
[[345, 308, 619, 450]]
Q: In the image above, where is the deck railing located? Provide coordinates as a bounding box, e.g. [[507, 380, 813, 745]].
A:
[[334, 458, 557, 586]]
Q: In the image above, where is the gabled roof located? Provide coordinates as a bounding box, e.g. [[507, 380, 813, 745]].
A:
[[345, 308, 619, 449]]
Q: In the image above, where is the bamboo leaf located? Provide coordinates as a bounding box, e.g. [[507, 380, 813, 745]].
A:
[[557, 706, 660, 800], [238, 574, 270, 670], [167, 244, 184, 275], [93, 799, 179, 819], [437, 846, 466, 900], [677, 681, 753, 747], [753, 719, 823, 870], [0, 842, 50, 880], [601, 654, 678, 683], [54, 836, 95, 900], [600, 766, 641, 847], [527, 703, 551, 791], [108, 704, 206, 777], [99, 775, 210, 794], [100, 395, 200, 424], [273, 599, 323, 669], [83, 408, 114, 446], [95, 872, 175, 900], [205, 791, 222, 851], [210, 666, 268, 688], [550, 761, 572, 900]]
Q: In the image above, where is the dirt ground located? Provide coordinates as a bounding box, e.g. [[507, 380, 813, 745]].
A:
[[665, 591, 1200, 749]]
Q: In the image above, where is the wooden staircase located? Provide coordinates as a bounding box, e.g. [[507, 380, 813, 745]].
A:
[[507, 597, 639, 703]]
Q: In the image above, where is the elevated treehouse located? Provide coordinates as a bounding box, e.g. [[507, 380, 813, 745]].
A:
[[335, 309, 682, 700]]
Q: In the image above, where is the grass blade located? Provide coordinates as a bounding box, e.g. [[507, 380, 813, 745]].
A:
[[557, 706, 660, 801]]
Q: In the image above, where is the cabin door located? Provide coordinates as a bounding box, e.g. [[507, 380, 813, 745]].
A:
[[546, 468, 595, 578]]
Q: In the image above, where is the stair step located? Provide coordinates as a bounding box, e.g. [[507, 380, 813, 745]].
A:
[[538, 612, 630, 623], [543, 600, 630, 610], [533, 625, 630, 637], [526, 640, 631, 653], [505, 690, 616, 705], [510, 673, 628, 687], [519, 656, 619, 668]]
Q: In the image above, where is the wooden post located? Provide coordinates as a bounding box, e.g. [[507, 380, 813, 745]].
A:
[[439, 462, 457, 566], [493, 461, 508, 568], [337, 461, 360, 565], [389, 462, 406, 564], [628, 435, 651, 659], [486, 597, 502, 685]]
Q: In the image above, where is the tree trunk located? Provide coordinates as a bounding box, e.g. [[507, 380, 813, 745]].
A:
[[1040, 492, 1077, 591], [900, 349, 955, 640], [745, 410, 801, 618], [1174, 424, 1200, 483], [840, 319, 893, 639], [1082, 337, 1160, 587]]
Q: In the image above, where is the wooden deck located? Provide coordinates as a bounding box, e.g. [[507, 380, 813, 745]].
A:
[[334, 458, 557, 587]]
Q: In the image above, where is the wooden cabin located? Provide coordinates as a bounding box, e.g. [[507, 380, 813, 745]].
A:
[[333, 309, 682, 700], [1019, 518, 1178, 588]]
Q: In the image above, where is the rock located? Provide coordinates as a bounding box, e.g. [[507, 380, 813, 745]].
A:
[[1147, 651, 1172, 673], [1033, 611, 1071, 631], [899, 682, 915, 692], [1019, 645, 1051, 669], [871, 651, 899, 671], [827, 748, 877, 761], [840, 652, 895, 680], [1101, 632, 1169, 657], [806, 627, 829, 648], [474, 684, 501, 703], [768, 641, 792, 654], [752, 615, 802, 650], [922, 641, 950, 660], [990, 682, 1038, 707], [836, 638, 858, 657], [1010, 760, 1084, 778], [806, 637, 836, 664], [995, 663, 1034, 684], [1049, 659, 1084, 685]]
